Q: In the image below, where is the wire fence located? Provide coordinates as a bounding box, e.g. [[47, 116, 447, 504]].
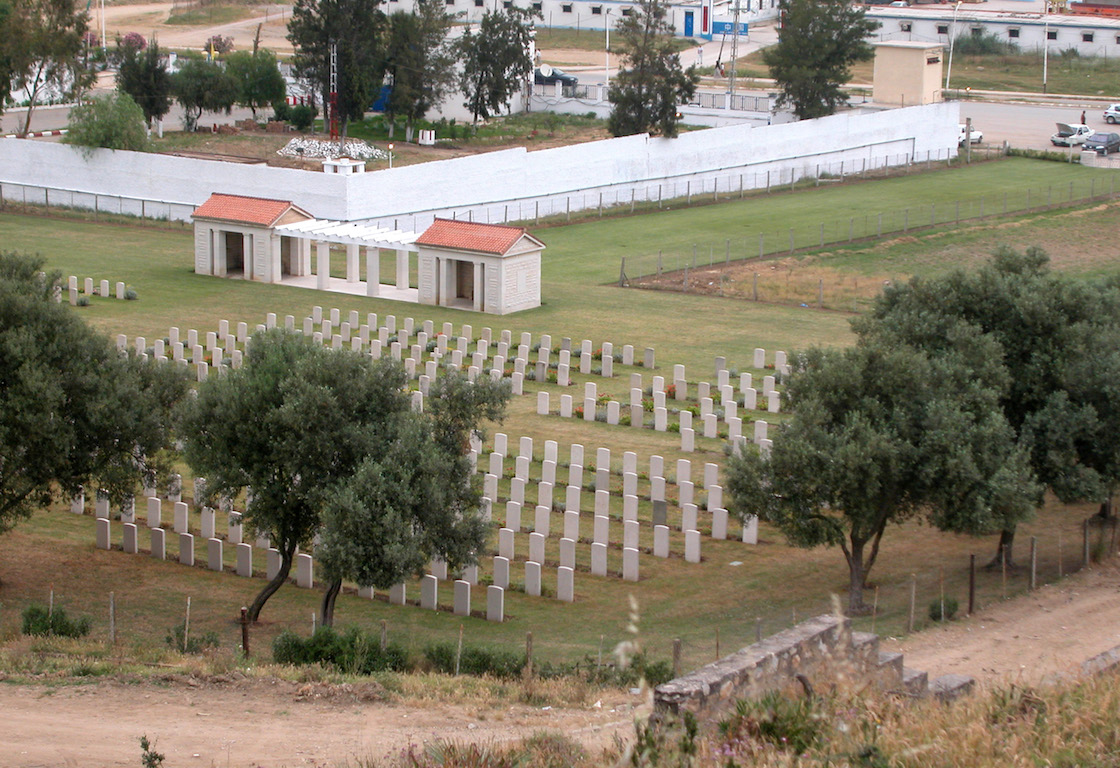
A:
[[621, 165, 1116, 311]]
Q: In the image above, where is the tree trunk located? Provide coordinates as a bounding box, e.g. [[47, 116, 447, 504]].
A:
[[847, 538, 868, 615], [247, 546, 294, 622], [985, 528, 1016, 570], [320, 579, 343, 627], [387, 118, 395, 138]]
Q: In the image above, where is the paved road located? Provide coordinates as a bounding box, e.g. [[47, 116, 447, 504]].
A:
[[957, 99, 1117, 152]]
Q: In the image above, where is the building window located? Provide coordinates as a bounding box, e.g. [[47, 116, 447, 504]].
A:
[[1047, 29, 1057, 40], [621, 6, 632, 14], [532, 1, 542, 9], [592, 5, 603, 13], [1008, 28, 1019, 38], [900, 22, 912, 32], [937, 24, 948, 34], [561, 2, 572, 10], [970, 27, 983, 37], [503, 0, 512, 7], [445, 0, 454, 5], [1083, 31, 1095, 42]]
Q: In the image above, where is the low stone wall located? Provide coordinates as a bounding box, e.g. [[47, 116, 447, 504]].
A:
[[654, 615, 858, 722]]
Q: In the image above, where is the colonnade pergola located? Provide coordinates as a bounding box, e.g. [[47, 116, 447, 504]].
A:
[[192, 194, 544, 315]]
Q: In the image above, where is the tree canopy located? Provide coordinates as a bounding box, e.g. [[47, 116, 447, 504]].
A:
[[382, 0, 456, 141], [287, 0, 386, 139], [0, 252, 189, 546], [762, 0, 877, 120], [116, 38, 172, 128], [607, 0, 698, 138], [225, 48, 288, 120], [316, 369, 509, 625], [726, 340, 1038, 613], [63, 91, 149, 153], [854, 247, 1120, 564], [456, 6, 536, 124], [5, 0, 93, 134], [170, 53, 239, 131], [178, 328, 500, 624]]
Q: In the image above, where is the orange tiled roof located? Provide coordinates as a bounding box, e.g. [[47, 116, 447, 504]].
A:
[[416, 218, 533, 255], [193, 193, 300, 227]]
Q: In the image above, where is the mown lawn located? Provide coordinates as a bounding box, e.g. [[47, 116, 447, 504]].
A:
[[0, 155, 1110, 673]]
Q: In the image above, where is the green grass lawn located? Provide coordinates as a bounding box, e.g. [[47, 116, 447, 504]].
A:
[[0, 155, 1112, 673]]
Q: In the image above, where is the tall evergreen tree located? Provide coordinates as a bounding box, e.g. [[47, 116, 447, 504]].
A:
[[607, 0, 698, 138], [382, 0, 456, 141], [456, 6, 536, 125], [287, 0, 386, 140], [116, 39, 172, 129], [762, 0, 878, 120]]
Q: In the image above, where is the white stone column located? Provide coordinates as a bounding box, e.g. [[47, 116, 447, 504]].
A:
[[300, 238, 312, 276], [316, 241, 330, 290], [242, 233, 254, 280], [346, 243, 359, 282], [396, 249, 409, 289], [473, 261, 483, 312], [438, 257, 448, 307], [215, 229, 227, 276], [366, 246, 380, 296], [270, 234, 282, 283]]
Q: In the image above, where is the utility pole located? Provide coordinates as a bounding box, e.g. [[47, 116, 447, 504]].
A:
[[329, 42, 340, 148], [728, 0, 741, 101]]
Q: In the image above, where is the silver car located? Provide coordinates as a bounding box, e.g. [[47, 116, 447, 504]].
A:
[[1105, 104, 1120, 124]]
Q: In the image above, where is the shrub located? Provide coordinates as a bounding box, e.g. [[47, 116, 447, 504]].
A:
[[165, 622, 220, 654], [124, 288, 138, 300], [953, 31, 1019, 56], [719, 691, 826, 754], [21, 604, 92, 638], [205, 35, 234, 55], [290, 104, 317, 131], [423, 642, 525, 678], [929, 596, 959, 622], [76, 296, 90, 307], [271, 100, 291, 122], [272, 627, 409, 674]]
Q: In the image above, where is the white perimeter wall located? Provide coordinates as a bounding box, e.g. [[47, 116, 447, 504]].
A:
[[0, 102, 959, 229]]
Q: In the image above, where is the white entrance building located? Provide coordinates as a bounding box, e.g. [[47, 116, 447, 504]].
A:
[[192, 194, 545, 314]]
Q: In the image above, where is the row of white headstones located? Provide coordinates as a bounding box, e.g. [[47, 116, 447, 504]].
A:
[[90, 306, 784, 621]]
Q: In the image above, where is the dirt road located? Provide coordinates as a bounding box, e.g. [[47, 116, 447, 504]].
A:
[[887, 560, 1120, 687], [0, 675, 636, 767]]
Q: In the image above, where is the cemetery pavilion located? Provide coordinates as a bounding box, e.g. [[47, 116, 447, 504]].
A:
[[191, 193, 544, 315]]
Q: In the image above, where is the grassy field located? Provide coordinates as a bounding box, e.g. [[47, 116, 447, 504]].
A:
[[0, 156, 1112, 674]]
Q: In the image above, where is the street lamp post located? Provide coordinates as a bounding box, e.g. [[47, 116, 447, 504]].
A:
[[388, 142, 394, 169], [944, 1, 963, 95], [605, 9, 612, 92], [1043, 16, 1050, 94]]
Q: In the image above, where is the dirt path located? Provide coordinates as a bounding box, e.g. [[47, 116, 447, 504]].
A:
[[0, 676, 635, 767], [886, 560, 1120, 688]]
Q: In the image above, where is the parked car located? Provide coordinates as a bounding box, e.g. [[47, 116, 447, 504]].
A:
[[1104, 104, 1120, 124], [889, 1, 910, 6], [1083, 132, 1120, 154], [958, 123, 983, 145], [534, 65, 578, 87], [1051, 122, 1094, 147]]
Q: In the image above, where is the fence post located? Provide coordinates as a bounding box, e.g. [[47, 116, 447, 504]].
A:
[[1027, 536, 1037, 591], [907, 574, 916, 633], [1083, 519, 1091, 569], [525, 631, 534, 679], [968, 554, 975, 616], [535, 200, 539, 224], [240, 606, 250, 656], [672, 638, 682, 677]]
